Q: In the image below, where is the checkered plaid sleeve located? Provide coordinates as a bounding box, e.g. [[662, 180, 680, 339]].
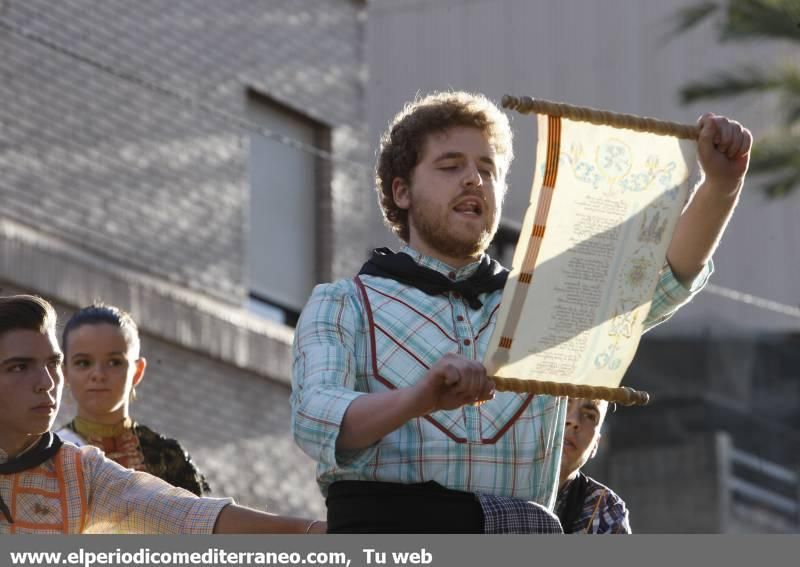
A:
[[643, 259, 714, 332], [81, 446, 232, 534], [291, 281, 374, 469], [477, 494, 563, 534], [584, 484, 631, 535]]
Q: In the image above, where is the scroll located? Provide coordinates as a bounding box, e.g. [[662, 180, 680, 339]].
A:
[[485, 96, 701, 406]]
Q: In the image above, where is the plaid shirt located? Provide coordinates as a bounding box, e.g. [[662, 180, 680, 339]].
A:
[[555, 474, 631, 534], [292, 246, 710, 507], [0, 442, 231, 534], [478, 493, 563, 533]]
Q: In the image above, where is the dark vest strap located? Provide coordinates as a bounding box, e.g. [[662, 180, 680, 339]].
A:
[[326, 480, 483, 533], [0, 433, 63, 524], [557, 472, 590, 533]]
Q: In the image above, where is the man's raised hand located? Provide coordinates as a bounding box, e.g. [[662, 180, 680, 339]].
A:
[[697, 113, 753, 196]]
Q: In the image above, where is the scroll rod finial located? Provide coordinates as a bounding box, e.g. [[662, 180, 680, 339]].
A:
[[502, 95, 537, 114], [501, 94, 518, 109], [620, 386, 650, 406]]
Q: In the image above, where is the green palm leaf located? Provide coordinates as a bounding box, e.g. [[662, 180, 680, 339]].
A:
[[679, 68, 781, 102], [719, 0, 800, 42], [669, 1, 721, 35], [672, 0, 800, 196], [750, 137, 800, 198]]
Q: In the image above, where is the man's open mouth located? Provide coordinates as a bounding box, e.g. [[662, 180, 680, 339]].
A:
[[453, 199, 483, 216]]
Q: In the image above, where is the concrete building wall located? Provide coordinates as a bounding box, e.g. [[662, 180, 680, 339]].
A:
[[0, 0, 371, 517], [601, 431, 800, 533], [606, 432, 728, 533], [0, 0, 372, 304]]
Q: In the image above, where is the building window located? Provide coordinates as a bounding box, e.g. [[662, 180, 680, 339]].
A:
[[244, 90, 330, 326]]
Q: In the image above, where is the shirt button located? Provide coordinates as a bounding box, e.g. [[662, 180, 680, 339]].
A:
[[463, 339, 471, 346], [456, 315, 464, 322], [448, 271, 456, 280]]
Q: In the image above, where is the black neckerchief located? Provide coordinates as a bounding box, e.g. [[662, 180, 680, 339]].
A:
[[557, 472, 590, 534], [0, 432, 63, 524], [358, 248, 509, 309]]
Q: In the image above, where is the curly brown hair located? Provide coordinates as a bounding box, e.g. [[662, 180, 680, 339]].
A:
[[375, 91, 514, 242]]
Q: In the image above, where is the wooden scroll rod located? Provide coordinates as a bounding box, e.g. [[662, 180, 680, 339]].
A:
[[492, 376, 650, 406], [502, 95, 700, 140]]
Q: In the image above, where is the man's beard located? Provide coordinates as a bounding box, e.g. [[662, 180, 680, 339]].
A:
[[408, 201, 499, 260]]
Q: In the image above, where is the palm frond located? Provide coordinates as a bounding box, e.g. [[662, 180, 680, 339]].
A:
[[784, 100, 800, 125], [785, 65, 800, 90], [672, 1, 800, 195], [772, 65, 800, 125], [720, 0, 800, 43], [679, 67, 782, 103], [667, 1, 721, 37], [759, 169, 800, 198], [751, 138, 798, 169], [749, 136, 800, 197]]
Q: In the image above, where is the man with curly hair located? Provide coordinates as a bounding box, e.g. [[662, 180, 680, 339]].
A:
[[291, 91, 751, 533]]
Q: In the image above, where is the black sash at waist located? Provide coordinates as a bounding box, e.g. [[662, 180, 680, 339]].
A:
[[326, 480, 483, 533]]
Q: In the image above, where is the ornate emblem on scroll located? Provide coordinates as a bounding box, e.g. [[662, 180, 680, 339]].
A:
[[484, 113, 699, 394]]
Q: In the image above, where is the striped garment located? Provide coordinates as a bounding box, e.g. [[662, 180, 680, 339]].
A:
[[0, 442, 230, 534], [292, 246, 711, 507], [556, 475, 631, 534]]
